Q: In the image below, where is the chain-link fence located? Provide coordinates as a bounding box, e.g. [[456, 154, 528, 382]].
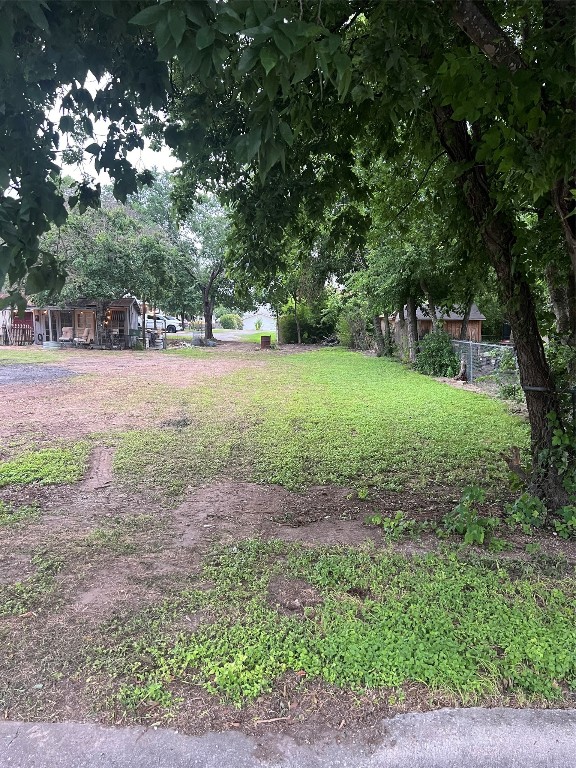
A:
[[452, 340, 522, 399]]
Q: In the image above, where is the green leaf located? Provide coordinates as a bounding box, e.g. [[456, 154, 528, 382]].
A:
[[25, 267, 47, 294], [129, 5, 165, 27], [84, 143, 100, 155], [168, 8, 187, 47], [246, 128, 262, 161], [273, 29, 292, 58], [238, 46, 259, 73], [58, 115, 75, 133], [278, 121, 293, 146], [22, 1, 50, 32], [338, 67, 352, 100], [260, 46, 278, 75], [196, 25, 215, 50], [292, 55, 315, 84], [185, 3, 205, 26], [214, 14, 243, 35]]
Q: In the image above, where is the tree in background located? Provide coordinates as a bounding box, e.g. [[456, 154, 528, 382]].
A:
[[40, 194, 176, 312]]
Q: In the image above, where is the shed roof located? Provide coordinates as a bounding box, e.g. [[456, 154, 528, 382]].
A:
[[415, 303, 485, 321], [416, 304, 485, 321]]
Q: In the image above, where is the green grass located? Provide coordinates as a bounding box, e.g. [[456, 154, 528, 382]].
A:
[[241, 331, 277, 344], [113, 349, 527, 498], [0, 349, 66, 364], [0, 552, 64, 616], [93, 540, 576, 709], [0, 500, 40, 526], [0, 445, 89, 487]]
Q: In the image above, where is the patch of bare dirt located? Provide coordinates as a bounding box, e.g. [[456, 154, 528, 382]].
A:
[[172, 481, 385, 549], [0, 348, 261, 443], [267, 576, 322, 616], [0, 553, 34, 584], [82, 447, 115, 491], [68, 550, 191, 615]]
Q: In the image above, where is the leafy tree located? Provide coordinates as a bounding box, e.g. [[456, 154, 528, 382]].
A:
[[40, 197, 175, 311]]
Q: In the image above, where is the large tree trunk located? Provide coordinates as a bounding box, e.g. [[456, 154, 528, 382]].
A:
[[275, 305, 280, 345], [203, 291, 214, 340], [405, 296, 418, 363], [552, 180, 576, 305], [421, 283, 438, 331], [372, 315, 385, 357], [545, 262, 572, 337], [293, 292, 301, 344], [459, 302, 472, 341], [381, 312, 393, 356], [397, 305, 407, 358], [141, 298, 147, 349], [433, 106, 569, 508]]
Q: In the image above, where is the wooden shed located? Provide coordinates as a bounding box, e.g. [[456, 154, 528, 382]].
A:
[[416, 304, 485, 342], [385, 304, 485, 344]]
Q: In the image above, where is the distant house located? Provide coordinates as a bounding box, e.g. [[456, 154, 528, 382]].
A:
[[32, 298, 141, 348], [384, 304, 485, 343], [0, 300, 35, 345], [242, 305, 276, 332]]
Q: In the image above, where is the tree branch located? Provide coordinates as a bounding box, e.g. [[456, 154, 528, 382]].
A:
[[451, 0, 525, 71], [379, 151, 444, 234]]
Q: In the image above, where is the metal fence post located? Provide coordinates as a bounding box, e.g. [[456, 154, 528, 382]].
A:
[[469, 342, 474, 383]]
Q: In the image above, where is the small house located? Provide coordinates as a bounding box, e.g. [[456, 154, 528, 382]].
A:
[[32, 298, 141, 348]]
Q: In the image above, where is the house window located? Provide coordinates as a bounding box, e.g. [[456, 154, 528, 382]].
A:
[[111, 310, 125, 331], [60, 311, 73, 328], [76, 311, 94, 330]]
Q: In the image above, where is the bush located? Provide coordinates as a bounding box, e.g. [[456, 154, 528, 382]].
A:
[[219, 313, 243, 330], [279, 304, 324, 343], [414, 330, 459, 376]]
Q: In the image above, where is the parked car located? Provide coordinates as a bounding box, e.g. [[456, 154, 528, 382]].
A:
[[162, 315, 184, 333]]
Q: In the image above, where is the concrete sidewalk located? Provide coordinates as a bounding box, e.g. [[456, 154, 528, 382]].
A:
[[1, 708, 575, 768]]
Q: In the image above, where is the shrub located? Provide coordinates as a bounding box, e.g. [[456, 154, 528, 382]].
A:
[[219, 313, 243, 330], [505, 493, 548, 533], [414, 330, 459, 377], [279, 304, 318, 343], [440, 485, 498, 545]]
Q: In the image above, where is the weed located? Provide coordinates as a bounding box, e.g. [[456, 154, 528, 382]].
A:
[[366, 511, 423, 540], [525, 543, 542, 556], [89, 541, 576, 709], [0, 552, 64, 616], [553, 506, 576, 539], [0, 500, 40, 526], [505, 493, 548, 534], [440, 486, 499, 545], [0, 445, 88, 487]]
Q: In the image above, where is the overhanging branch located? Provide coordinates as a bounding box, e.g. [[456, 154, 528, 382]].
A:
[[451, 0, 525, 71]]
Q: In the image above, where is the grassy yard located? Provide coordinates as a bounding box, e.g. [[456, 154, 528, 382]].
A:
[[115, 348, 527, 498], [0, 344, 572, 732]]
